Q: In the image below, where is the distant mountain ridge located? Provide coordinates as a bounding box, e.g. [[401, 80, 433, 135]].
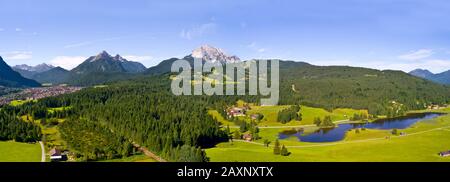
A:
[[0, 56, 41, 87], [10, 51, 148, 85], [13, 63, 54, 73], [13, 63, 55, 79], [71, 51, 146, 75], [32, 67, 70, 84], [409, 69, 450, 85]]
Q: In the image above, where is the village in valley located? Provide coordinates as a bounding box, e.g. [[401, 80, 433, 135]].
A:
[[0, 85, 82, 106]]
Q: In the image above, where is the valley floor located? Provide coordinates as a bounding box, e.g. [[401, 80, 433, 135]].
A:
[[206, 107, 450, 162]]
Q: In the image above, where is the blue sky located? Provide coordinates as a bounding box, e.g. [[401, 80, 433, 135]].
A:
[[1, 0, 450, 73]]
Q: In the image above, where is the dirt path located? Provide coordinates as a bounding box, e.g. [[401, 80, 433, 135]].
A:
[[132, 143, 167, 162], [291, 84, 298, 93], [39, 141, 45, 162], [235, 125, 450, 148]]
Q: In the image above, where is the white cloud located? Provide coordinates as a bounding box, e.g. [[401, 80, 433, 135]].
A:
[[1, 51, 32, 60], [15, 28, 22, 32], [64, 36, 125, 48], [247, 42, 267, 53], [180, 23, 217, 40], [257, 48, 266, 53], [123, 55, 153, 62], [398, 49, 433, 60], [49, 56, 87, 70]]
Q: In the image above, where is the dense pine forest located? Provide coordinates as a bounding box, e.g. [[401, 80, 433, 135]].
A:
[[0, 108, 41, 142], [14, 75, 259, 161]]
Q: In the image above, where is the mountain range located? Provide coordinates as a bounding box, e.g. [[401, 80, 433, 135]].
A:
[[409, 69, 450, 85], [2, 45, 450, 116], [2, 44, 450, 101], [0, 56, 41, 87], [12, 63, 54, 78], [13, 63, 54, 73], [145, 45, 240, 75], [9, 51, 147, 85]]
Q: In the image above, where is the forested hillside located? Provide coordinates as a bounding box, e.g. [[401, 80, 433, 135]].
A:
[[0, 108, 41, 142], [27, 75, 256, 161], [0, 56, 41, 87], [278, 62, 450, 115]]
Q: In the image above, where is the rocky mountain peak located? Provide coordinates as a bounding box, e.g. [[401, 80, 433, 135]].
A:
[[91, 51, 112, 62], [13, 63, 54, 73], [114, 54, 127, 62], [191, 45, 240, 64]]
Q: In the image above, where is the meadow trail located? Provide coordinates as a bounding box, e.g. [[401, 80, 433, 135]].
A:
[[132, 143, 167, 162], [39, 141, 45, 162]]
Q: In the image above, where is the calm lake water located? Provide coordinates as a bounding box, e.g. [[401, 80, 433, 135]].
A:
[[278, 112, 444, 143]]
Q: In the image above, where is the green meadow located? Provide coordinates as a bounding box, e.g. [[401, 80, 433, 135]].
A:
[[209, 101, 368, 127], [9, 99, 36, 106], [0, 141, 41, 162], [206, 105, 450, 162]]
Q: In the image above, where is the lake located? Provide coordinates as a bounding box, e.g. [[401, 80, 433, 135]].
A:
[[279, 112, 444, 143]]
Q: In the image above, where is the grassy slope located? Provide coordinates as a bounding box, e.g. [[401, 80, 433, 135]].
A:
[[210, 104, 367, 127], [10, 99, 36, 106], [47, 106, 72, 114], [0, 141, 41, 162], [206, 108, 450, 162]]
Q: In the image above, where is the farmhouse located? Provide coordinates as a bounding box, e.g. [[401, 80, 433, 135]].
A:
[[227, 107, 246, 117], [438, 151, 450, 157], [49, 148, 67, 162], [250, 114, 261, 120], [242, 133, 253, 141]]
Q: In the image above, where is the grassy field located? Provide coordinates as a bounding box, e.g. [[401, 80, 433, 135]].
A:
[[47, 106, 72, 114], [10, 99, 36, 106], [20, 113, 67, 155], [0, 141, 42, 162], [209, 102, 368, 127], [208, 110, 236, 126], [206, 108, 450, 162], [248, 105, 367, 126]]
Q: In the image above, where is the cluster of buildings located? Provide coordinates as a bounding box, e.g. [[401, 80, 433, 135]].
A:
[[226, 105, 262, 121], [427, 104, 447, 110], [17, 86, 82, 100], [0, 86, 82, 106], [226, 104, 252, 118], [227, 107, 246, 117]]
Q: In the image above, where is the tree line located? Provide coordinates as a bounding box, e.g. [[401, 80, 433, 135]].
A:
[[0, 109, 41, 142]]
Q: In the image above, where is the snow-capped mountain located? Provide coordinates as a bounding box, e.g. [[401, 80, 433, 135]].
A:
[[13, 63, 54, 73], [191, 45, 240, 64]]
